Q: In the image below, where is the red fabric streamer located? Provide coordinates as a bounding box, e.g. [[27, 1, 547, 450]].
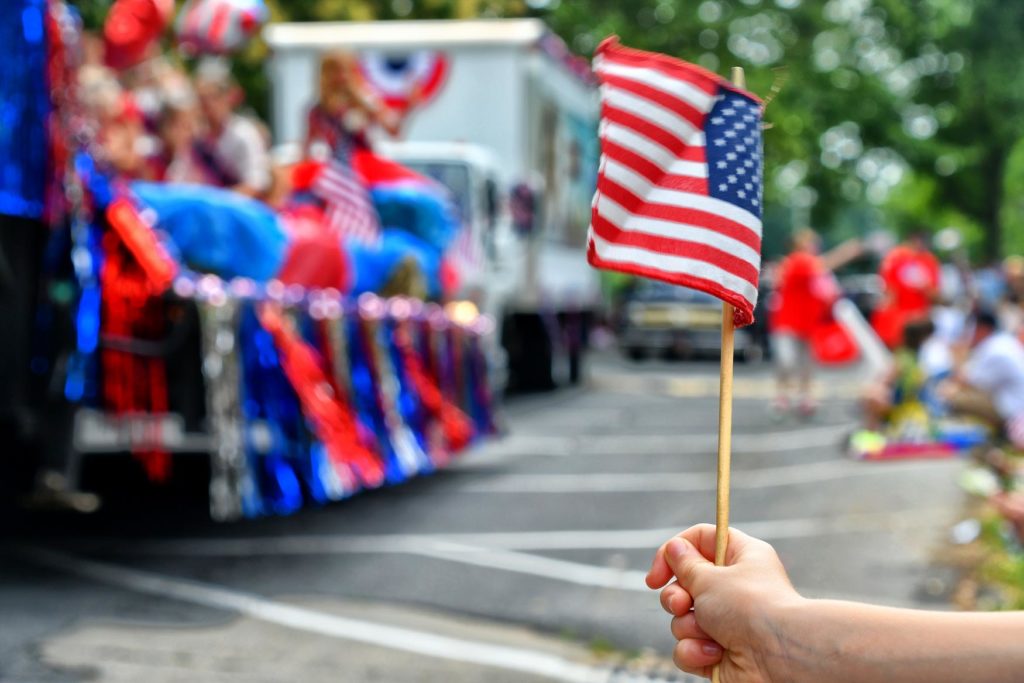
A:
[[397, 321, 473, 454], [100, 231, 171, 481], [257, 306, 386, 489], [106, 199, 177, 294]]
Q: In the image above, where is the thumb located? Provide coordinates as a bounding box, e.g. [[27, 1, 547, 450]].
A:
[[664, 537, 714, 595]]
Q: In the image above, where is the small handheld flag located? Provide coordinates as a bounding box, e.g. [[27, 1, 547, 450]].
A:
[[587, 40, 765, 683], [587, 37, 764, 327]]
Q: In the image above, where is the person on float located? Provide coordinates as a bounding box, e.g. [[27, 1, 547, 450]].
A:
[[304, 50, 406, 160], [193, 57, 273, 198]]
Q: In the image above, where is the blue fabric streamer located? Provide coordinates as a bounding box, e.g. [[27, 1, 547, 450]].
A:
[[131, 182, 288, 281]]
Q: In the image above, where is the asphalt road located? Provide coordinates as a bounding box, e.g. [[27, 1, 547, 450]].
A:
[[0, 354, 966, 682]]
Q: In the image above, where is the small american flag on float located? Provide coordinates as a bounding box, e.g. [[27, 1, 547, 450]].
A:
[[588, 38, 764, 326], [313, 144, 380, 245]]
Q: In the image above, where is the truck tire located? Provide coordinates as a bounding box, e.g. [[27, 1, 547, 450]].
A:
[[502, 312, 555, 393]]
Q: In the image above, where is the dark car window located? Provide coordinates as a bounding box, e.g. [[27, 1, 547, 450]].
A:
[[633, 280, 717, 304]]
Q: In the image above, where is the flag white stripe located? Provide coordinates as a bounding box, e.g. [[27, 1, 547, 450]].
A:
[[594, 59, 717, 112], [589, 232, 758, 305], [595, 194, 762, 268], [601, 123, 708, 179], [601, 86, 705, 146], [602, 157, 761, 235], [318, 176, 371, 205]]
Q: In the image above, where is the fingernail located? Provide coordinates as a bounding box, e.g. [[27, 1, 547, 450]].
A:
[[666, 594, 677, 613], [666, 539, 687, 560], [702, 642, 722, 656]]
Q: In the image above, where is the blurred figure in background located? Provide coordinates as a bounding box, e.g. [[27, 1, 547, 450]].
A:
[[194, 58, 272, 197], [768, 228, 862, 417], [78, 65, 149, 180], [304, 50, 402, 159], [1000, 255, 1024, 338], [152, 95, 217, 184], [872, 229, 942, 349], [940, 309, 1024, 450], [860, 317, 935, 435]]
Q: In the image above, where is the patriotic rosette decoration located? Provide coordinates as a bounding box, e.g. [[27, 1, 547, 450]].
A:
[[358, 50, 450, 114], [588, 37, 764, 327]]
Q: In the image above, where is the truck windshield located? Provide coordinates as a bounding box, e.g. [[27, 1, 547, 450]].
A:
[[398, 161, 472, 225]]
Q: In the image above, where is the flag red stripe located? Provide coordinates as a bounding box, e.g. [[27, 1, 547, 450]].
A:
[[601, 140, 707, 190], [596, 39, 719, 96], [597, 176, 760, 252], [590, 212, 759, 286], [601, 106, 706, 163], [587, 241, 755, 327], [600, 74, 707, 131]]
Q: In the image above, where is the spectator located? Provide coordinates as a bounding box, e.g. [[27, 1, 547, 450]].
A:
[[940, 308, 1024, 449], [872, 229, 942, 348], [861, 317, 935, 433], [194, 58, 272, 197], [767, 228, 861, 417], [647, 524, 1024, 682]]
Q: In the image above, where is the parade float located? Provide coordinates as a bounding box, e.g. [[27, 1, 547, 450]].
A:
[[0, 0, 496, 519]]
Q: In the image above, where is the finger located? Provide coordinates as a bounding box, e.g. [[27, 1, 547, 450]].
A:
[[662, 537, 714, 595], [672, 638, 722, 675], [659, 583, 693, 616], [646, 524, 718, 588], [671, 612, 711, 641]]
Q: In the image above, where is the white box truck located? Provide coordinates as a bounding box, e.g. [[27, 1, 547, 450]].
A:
[[263, 18, 602, 391]]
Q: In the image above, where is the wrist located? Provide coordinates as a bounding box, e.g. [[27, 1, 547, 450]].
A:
[[757, 597, 837, 683]]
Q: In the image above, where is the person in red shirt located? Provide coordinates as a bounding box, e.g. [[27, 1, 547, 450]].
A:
[[872, 230, 941, 348], [768, 229, 862, 416]]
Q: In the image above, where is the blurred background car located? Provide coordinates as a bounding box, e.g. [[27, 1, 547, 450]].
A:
[[618, 280, 763, 362]]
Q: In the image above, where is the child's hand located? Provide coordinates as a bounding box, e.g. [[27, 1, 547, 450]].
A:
[[646, 525, 803, 681]]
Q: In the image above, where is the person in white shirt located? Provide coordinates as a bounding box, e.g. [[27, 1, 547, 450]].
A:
[[941, 308, 1024, 447], [193, 58, 272, 198]]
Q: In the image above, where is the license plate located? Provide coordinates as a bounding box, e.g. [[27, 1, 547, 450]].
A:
[[73, 409, 211, 453]]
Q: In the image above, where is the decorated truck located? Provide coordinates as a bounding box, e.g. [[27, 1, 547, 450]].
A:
[[263, 18, 603, 392], [0, 2, 497, 518]]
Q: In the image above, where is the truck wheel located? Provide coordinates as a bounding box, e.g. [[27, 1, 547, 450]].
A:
[[502, 313, 555, 393], [626, 346, 647, 361]]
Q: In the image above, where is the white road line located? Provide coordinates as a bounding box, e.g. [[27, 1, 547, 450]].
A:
[[418, 541, 650, 592], [58, 507, 950, 565], [476, 422, 856, 459], [21, 547, 611, 683], [457, 458, 955, 493]]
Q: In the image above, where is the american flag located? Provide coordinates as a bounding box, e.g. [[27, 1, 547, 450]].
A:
[[588, 38, 764, 326], [312, 144, 380, 245]]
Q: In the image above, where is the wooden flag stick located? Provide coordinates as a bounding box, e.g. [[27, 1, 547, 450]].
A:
[[711, 66, 745, 683], [714, 301, 735, 568]]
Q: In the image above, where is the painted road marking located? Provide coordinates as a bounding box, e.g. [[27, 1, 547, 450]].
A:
[[457, 458, 955, 494], [21, 547, 611, 683], [57, 507, 953, 593], [588, 373, 863, 400], [474, 422, 857, 459]]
